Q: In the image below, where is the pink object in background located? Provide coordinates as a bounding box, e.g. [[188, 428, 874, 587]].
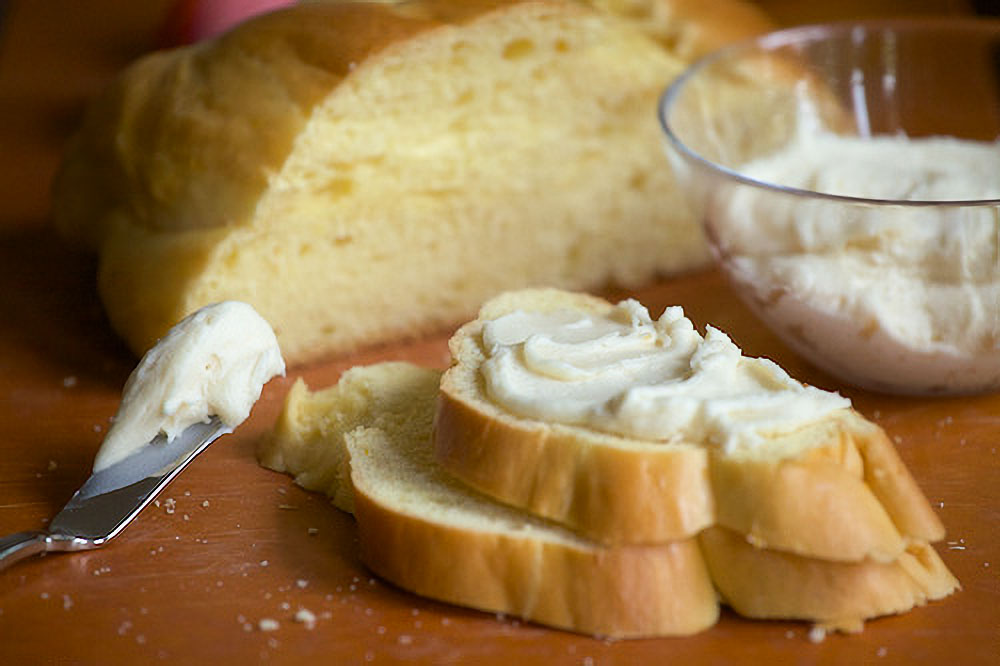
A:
[[160, 0, 295, 45]]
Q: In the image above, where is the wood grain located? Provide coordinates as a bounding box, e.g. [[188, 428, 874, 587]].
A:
[[1, 1, 996, 664]]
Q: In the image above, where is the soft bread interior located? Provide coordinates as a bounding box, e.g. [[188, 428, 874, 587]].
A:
[[260, 362, 442, 512], [190, 5, 702, 361]]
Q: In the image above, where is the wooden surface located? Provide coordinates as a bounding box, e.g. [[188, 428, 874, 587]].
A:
[[0, 1, 997, 664]]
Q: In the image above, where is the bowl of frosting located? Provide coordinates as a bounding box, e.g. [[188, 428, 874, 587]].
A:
[[659, 18, 1000, 395]]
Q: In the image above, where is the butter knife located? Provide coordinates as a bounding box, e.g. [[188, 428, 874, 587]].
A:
[[0, 416, 230, 570]]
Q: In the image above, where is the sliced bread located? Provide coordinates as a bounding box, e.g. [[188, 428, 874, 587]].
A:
[[262, 361, 720, 638], [436, 289, 945, 560], [263, 359, 958, 635], [259, 362, 442, 513]]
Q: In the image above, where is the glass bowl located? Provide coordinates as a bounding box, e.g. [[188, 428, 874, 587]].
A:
[[659, 19, 1000, 395]]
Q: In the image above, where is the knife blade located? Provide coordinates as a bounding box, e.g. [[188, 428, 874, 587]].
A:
[[0, 416, 230, 569]]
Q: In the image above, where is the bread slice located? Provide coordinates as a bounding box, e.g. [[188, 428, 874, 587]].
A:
[[260, 361, 720, 638], [436, 289, 946, 560], [259, 362, 442, 513], [699, 526, 959, 633], [262, 359, 957, 634], [51, 0, 770, 365]]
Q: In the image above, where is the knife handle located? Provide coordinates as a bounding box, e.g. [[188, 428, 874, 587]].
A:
[[0, 531, 51, 571]]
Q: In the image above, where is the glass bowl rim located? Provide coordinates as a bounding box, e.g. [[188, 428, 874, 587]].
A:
[[657, 17, 1000, 208]]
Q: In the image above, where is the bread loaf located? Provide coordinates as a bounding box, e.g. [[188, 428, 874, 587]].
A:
[[261, 357, 957, 635], [436, 289, 946, 561], [52, 0, 770, 365], [260, 361, 720, 638]]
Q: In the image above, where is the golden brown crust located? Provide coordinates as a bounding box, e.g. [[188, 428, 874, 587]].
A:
[[708, 413, 906, 563], [848, 416, 946, 542], [436, 375, 715, 544], [699, 526, 959, 631], [353, 480, 720, 638]]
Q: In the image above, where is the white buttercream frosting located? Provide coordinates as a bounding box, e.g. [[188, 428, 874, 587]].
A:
[[713, 133, 1000, 393], [479, 300, 850, 452], [94, 301, 286, 471]]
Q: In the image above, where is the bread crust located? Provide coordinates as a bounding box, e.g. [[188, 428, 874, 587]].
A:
[[435, 289, 946, 560], [709, 410, 944, 562], [699, 526, 959, 632], [352, 464, 720, 638], [436, 376, 715, 543]]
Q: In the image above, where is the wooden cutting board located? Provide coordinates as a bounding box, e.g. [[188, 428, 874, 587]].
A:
[[1, 2, 996, 663]]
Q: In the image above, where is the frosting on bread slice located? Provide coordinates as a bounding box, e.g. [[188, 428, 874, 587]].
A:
[[436, 289, 946, 558]]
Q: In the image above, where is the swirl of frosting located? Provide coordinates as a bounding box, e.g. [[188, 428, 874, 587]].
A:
[[480, 300, 849, 452]]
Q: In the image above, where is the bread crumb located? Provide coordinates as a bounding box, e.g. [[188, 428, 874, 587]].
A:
[[260, 560, 269, 567], [307, 527, 319, 536], [808, 626, 826, 643], [398, 635, 413, 646], [294, 608, 317, 628], [62, 594, 73, 610], [62, 376, 77, 388], [296, 579, 308, 589], [118, 620, 133, 636], [164, 498, 176, 515], [202, 500, 210, 508], [47, 460, 58, 471], [877, 647, 888, 657], [258, 618, 280, 632]]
